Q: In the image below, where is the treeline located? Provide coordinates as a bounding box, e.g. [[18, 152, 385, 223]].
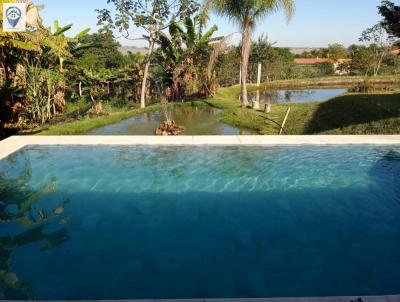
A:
[[216, 38, 399, 87], [216, 36, 339, 86]]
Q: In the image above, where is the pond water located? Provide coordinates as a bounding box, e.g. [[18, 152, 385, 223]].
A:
[[1, 145, 400, 300], [252, 88, 347, 104], [88, 106, 254, 135]]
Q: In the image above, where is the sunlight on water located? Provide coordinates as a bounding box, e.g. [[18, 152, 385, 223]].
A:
[[0, 145, 399, 300], [252, 88, 347, 104], [88, 106, 255, 135]]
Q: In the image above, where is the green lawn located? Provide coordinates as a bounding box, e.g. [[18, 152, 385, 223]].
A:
[[37, 104, 163, 135], [205, 86, 400, 135]]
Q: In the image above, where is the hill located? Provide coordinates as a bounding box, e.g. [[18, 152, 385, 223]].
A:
[[119, 46, 147, 54]]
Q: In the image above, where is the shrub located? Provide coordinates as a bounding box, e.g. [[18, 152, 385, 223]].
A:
[[348, 78, 372, 93]]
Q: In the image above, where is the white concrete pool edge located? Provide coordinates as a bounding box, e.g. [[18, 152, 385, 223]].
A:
[[1, 135, 400, 160], [1, 295, 400, 302]]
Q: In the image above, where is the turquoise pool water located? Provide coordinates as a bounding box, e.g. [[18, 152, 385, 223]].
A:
[[1, 145, 400, 300]]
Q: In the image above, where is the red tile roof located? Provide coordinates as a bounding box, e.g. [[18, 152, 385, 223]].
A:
[[391, 49, 400, 56], [294, 58, 352, 65], [294, 58, 333, 65]]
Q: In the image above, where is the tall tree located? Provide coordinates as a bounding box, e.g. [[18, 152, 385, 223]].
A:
[[97, 0, 199, 108], [359, 24, 393, 76], [327, 43, 348, 59], [207, 0, 295, 108], [378, 0, 400, 38]]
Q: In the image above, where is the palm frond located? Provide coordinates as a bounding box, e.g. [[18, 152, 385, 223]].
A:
[[75, 28, 90, 39]]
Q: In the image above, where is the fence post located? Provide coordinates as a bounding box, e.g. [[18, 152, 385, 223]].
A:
[[257, 63, 262, 86]]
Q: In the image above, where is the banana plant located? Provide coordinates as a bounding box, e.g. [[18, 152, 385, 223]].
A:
[[45, 20, 91, 73], [154, 15, 223, 100]]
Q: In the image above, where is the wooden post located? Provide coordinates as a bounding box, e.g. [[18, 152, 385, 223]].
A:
[[264, 103, 271, 113], [253, 90, 260, 110], [279, 107, 291, 135], [257, 63, 262, 86]]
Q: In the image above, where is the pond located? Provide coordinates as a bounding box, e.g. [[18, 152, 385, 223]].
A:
[[252, 88, 347, 104], [1, 145, 400, 299], [88, 106, 254, 135]]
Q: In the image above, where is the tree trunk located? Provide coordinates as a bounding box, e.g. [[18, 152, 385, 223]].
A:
[[240, 25, 251, 108], [140, 39, 155, 109], [374, 51, 386, 77], [47, 96, 51, 120], [79, 81, 82, 97]]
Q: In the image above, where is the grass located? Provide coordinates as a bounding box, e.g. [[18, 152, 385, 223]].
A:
[[37, 104, 163, 135], [204, 85, 400, 135]]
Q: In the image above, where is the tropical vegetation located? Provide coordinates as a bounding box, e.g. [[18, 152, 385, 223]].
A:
[[0, 0, 399, 138]]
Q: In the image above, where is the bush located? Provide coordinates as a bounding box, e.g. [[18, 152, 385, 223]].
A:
[[315, 61, 335, 76], [348, 78, 372, 93]]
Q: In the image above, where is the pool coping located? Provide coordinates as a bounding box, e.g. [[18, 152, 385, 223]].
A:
[[1, 296, 400, 302], [1, 135, 400, 160]]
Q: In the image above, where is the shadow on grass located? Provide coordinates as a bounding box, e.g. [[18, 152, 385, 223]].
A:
[[304, 93, 400, 134]]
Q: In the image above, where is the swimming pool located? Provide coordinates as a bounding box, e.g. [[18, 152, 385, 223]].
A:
[[1, 144, 400, 300]]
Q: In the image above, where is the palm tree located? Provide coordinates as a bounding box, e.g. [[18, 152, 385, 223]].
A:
[[207, 0, 295, 108]]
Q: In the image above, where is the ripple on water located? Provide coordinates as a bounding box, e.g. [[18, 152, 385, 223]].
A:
[[1, 145, 400, 299]]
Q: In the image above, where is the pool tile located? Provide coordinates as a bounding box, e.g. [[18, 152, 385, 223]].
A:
[[339, 296, 389, 302], [102, 300, 205, 302], [387, 296, 400, 302], [205, 298, 341, 302]]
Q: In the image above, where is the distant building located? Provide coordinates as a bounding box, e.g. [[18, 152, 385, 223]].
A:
[[391, 49, 400, 57], [294, 58, 332, 65]]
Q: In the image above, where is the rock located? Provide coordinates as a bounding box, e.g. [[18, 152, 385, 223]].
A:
[[155, 120, 185, 136]]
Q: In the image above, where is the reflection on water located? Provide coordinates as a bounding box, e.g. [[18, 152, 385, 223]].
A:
[[0, 150, 71, 299], [369, 150, 400, 205], [252, 88, 347, 104], [88, 106, 255, 135]]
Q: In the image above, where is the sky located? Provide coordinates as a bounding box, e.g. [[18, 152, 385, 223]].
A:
[[36, 0, 384, 48]]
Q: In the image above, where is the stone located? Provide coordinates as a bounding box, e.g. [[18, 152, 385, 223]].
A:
[[155, 120, 185, 136]]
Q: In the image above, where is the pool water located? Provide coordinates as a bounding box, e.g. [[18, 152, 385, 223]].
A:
[[252, 88, 347, 104], [1, 145, 400, 300], [88, 106, 255, 135]]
